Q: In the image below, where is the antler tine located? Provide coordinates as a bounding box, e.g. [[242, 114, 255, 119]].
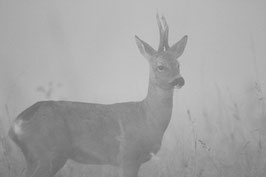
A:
[[161, 15, 169, 50], [156, 13, 164, 52], [156, 14, 170, 52]]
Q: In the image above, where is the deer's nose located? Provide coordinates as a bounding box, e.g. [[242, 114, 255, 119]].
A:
[[170, 77, 185, 87]]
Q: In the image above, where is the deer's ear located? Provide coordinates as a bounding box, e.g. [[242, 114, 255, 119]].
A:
[[135, 35, 156, 60], [169, 35, 188, 59]]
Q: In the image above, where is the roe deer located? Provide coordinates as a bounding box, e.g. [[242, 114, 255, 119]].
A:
[[8, 14, 188, 177]]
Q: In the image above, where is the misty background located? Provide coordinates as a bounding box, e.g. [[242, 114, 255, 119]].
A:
[[0, 0, 266, 176]]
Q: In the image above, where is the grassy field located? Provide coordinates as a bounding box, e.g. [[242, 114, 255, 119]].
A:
[[0, 81, 265, 177]]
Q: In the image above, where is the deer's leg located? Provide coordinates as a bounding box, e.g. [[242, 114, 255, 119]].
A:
[[50, 154, 68, 176], [27, 156, 67, 177], [119, 160, 141, 177], [23, 148, 67, 177], [24, 160, 37, 177], [28, 159, 52, 177]]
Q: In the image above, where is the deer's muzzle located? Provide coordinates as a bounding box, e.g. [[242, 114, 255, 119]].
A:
[[170, 77, 185, 88]]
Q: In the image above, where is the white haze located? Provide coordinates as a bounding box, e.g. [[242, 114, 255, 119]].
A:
[[0, 0, 266, 175]]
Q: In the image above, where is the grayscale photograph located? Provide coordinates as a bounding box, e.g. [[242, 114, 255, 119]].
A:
[[0, 0, 266, 177]]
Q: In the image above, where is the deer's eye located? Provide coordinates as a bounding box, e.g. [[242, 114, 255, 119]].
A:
[[157, 65, 165, 72]]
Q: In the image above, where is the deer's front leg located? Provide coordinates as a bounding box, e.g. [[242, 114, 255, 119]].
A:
[[119, 160, 141, 177]]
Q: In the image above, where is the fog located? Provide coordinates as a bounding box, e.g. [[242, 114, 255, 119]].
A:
[[1, 0, 266, 176]]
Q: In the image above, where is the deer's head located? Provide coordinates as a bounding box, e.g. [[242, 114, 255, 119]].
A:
[[135, 14, 187, 90]]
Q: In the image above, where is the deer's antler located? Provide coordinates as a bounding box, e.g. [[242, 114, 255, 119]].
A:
[[157, 14, 169, 52]]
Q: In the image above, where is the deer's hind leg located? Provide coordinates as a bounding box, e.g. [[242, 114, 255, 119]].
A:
[[24, 152, 68, 177], [18, 137, 69, 177]]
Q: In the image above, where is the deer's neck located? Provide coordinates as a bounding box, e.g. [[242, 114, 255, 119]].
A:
[[142, 80, 174, 133]]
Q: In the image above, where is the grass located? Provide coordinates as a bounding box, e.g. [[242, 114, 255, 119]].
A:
[[0, 80, 265, 177]]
